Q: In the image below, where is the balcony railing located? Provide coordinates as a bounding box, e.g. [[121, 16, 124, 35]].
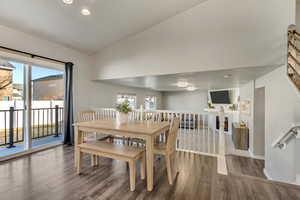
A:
[[0, 106, 64, 148]]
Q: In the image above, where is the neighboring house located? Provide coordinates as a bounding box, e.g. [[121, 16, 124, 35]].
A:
[[0, 60, 15, 101], [12, 83, 23, 100], [32, 74, 64, 100]]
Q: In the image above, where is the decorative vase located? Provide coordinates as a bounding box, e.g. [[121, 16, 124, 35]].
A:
[[116, 112, 128, 124]]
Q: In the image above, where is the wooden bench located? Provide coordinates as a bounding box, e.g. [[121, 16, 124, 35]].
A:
[[76, 141, 145, 191]]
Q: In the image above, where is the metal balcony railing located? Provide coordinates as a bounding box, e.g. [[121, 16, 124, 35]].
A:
[[0, 106, 64, 148]]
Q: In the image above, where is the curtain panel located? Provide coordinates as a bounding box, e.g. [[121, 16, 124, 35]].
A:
[[63, 62, 74, 145]]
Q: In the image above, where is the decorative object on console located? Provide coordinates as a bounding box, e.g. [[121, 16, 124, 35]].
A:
[[240, 120, 247, 128], [208, 102, 215, 109], [229, 104, 238, 111]]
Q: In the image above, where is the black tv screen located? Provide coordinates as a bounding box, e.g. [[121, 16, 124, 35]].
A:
[[210, 90, 231, 104]]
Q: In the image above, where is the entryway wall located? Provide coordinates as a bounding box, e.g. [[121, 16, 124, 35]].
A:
[[255, 65, 300, 183], [253, 87, 265, 157]]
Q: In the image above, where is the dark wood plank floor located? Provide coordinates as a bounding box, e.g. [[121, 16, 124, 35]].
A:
[[0, 146, 300, 200], [226, 154, 266, 179]]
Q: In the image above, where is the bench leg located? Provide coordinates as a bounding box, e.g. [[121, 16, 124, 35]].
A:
[[129, 160, 136, 191], [76, 151, 83, 175], [166, 154, 173, 185], [91, 155, 95, 167], [140, 154, 145, 180]]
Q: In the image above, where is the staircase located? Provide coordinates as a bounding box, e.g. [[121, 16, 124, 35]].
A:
[[288, 25, 300, 91]]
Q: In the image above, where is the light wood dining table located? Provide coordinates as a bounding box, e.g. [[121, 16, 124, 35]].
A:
[[74, 119, 170, 191]]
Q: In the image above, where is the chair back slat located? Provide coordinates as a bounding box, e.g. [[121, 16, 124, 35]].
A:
[[78, 110, 95, 122], [166, 117, 180, 153]]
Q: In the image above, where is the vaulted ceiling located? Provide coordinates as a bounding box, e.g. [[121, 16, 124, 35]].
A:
[[0, 0, 206, 54]]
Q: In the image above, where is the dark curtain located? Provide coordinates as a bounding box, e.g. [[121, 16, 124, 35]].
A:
[[63, 62, 74, 145]]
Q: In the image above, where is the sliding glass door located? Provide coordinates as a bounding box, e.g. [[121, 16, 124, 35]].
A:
[[0, 61, 24, 156], [0, 59, 64, 157], [30, 65, 64, 148]]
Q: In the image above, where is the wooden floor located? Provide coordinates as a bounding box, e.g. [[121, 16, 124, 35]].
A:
[[226, 155, 266, 179], [0, 146, 300, 200]]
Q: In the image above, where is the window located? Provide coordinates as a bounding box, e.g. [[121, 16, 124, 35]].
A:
[[2, 96, 10, 101], [145, 96, 157, 110], [116, 93, 137, 109]]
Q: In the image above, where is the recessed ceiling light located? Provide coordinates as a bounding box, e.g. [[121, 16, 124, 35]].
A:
[[62, 0, 73, 5], [81, 8, 91, 16], [176, 81, 189, 88], [224, 74, 232, 79], [187, 86, 197, 91]]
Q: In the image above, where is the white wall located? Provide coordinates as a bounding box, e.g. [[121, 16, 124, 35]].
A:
[[256, 66, 300, 183], [0, 25, 95, 116], [239, 81, 255, 154], [162, 91, 207, 112], [0, 25, 162, 118], [88, 82, 162, 110], [296, 1, 300, 32], [253, 87, 266, 157], [94, 0, 294, 80]]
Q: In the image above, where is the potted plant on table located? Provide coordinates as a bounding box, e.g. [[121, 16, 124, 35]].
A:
[[116, 100, 132, 124]]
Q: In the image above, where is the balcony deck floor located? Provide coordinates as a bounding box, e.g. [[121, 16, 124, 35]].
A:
[[0, 135, 63, 157], [0, 145, 300, 200]]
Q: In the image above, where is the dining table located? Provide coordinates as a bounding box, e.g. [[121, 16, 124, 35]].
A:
[[74, 119, 170, 191]]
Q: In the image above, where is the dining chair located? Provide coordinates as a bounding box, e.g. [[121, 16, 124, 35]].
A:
[[153, 116, 180, 185], [78, 110, 112, 141], [129, 111, 162, 147], [77, 110, 113, 166]]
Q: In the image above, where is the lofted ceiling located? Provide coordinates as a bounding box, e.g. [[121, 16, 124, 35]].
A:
[[0, 0, 206, 54], [99, 66, 279, 92]]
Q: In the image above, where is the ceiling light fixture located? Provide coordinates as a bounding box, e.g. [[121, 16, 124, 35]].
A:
[[187, 86, 197, 91], [176, 81, 189, 88], [81, 8, 91, 16], [224, 74, 232, 79], [62, 0, 73, 5]]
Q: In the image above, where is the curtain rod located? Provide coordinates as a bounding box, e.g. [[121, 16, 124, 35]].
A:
[[0, 45, 67, 65]]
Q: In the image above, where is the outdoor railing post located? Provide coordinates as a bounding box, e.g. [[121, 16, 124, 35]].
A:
[[54, 105, 59, 137], [7, 107, 15, 148]]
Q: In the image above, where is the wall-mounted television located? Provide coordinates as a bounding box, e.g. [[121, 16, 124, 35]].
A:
[[209, 90, 232, 104]]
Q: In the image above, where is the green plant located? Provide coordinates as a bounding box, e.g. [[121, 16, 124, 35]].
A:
[[116, 100, 132, 114], [208, 102, 215, 109]]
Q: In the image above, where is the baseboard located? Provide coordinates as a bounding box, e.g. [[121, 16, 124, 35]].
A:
[[0, 142, 62, 162], [263, 168, 272, 180], [263, 168, 300, 186], [249, 150, 265, 160], [176, 148, 218, 158], [296, 174, 300, 185]]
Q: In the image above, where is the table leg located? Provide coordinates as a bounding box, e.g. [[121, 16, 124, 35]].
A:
[[74, 126, 82, 168], [146, 136, 154, 191]]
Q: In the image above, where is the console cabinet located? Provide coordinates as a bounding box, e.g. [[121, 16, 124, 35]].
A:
[[232, 123, 249, 150]]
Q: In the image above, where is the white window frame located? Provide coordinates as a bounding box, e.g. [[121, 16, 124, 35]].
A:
[[116, 93, 137, 109], [144, 95, 157, 110]]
